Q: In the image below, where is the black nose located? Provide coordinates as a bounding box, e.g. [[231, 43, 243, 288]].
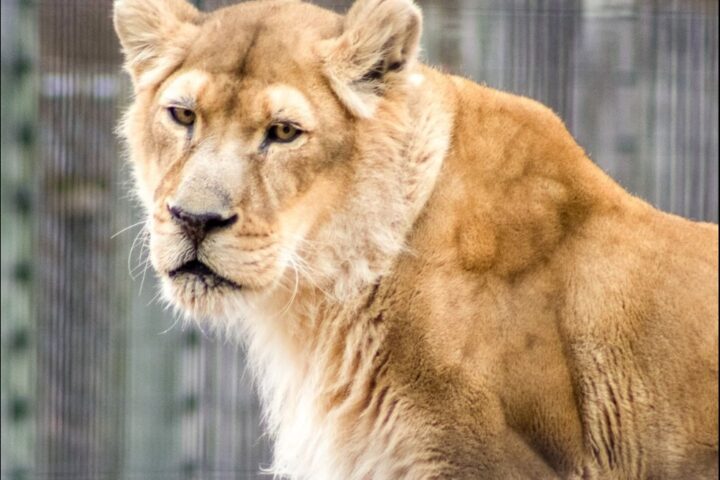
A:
[[168, 205, 238, 246]]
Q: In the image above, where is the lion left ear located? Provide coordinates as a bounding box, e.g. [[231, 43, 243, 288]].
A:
[[319, 0, 422, 118]]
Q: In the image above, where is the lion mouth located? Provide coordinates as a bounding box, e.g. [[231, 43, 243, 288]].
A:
[[168, 259, 242, 290]]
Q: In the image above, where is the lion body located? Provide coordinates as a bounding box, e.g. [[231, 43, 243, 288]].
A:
[[114, 0, 719, 478]]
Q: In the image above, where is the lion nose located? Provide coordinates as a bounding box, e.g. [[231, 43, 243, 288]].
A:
[[168, 204, 238, 246]]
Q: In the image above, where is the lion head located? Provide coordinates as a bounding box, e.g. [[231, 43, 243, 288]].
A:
[[114, 0, 450, 322]]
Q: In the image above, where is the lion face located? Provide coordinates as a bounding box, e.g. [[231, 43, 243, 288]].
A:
[[148, 73, 350, 316], [115, 0, 443, 320]]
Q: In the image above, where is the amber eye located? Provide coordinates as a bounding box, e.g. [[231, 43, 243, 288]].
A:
[[168, 107, 196, 127], [268, 123, 302, 143]]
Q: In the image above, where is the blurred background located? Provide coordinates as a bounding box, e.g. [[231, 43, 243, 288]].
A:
[[1, 0, 717, 479]]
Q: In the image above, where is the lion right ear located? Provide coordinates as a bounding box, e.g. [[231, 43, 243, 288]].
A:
[[113, 0, 201, 91], [319, 0, 422, 118]]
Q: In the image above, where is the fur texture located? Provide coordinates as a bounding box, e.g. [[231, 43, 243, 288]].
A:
[[114, 0, 719, 478]]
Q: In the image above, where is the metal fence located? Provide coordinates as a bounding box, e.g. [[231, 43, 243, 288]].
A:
[[1, 1, 717, 479]]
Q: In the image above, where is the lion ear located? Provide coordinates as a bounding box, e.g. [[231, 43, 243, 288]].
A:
[[113, 0, 201, 91], [319, 0, 422, 118]]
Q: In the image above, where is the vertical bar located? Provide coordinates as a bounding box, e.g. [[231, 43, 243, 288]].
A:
[[35, 0, 127, 478], [0, 0, 39, 478]]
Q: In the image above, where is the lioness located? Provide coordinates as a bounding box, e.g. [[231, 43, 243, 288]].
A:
[[113, 0, 719, 478]]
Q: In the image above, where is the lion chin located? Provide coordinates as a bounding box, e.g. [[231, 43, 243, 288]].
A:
[[162, 265, 243, 319], [160, 254, 289, 321]]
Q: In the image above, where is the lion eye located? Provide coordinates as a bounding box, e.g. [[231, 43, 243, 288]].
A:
[[168, 107, 196, 127], [268, 123, 302, 143]]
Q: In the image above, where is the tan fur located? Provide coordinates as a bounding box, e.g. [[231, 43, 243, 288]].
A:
[[114, 0, 719, 478]]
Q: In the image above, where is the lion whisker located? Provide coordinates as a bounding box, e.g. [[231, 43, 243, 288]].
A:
[[127, 225, 149, 279], [111, 219, 147, 239], [138, 254, 152, 295]]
